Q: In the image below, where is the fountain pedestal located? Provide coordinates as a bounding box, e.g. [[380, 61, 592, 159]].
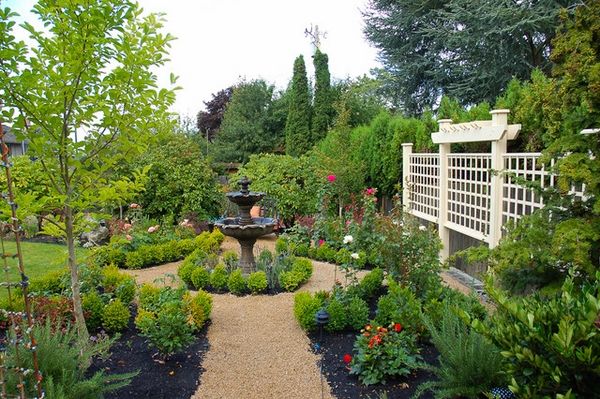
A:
[[214, 177, 277, 275]]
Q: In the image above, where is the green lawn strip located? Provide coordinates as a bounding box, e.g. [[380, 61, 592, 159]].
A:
[[0, 240, 89, 301]]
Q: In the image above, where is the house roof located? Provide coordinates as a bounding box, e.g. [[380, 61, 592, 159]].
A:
[[1, 125, 25, 144]]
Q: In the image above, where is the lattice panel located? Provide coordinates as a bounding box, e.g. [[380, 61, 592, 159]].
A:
[[502, 154, 551, 225], [447, 154, 491, 239], [408, 154, 439, 221], [502, 154, 587, 225]]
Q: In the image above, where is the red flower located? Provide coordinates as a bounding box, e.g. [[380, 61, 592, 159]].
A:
[[343, 354, 352, 364], [394, 323, 403, 333], [365, 187, 376, 196], [327, 174, 336, 183], [318, 239, 325, 247]]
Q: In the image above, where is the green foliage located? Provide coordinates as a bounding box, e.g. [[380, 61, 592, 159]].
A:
[[82, 291, 106, 332], [124, 250, 145, 270], [279, 270, 304, 292], [222, 250, 239, 272], [346, 296, 370, 331], [293, 291, 324, 332], [209, 264, 229, 291], [247, 271, 268, 294], [90, 244, 127, 268], [0, 0, 178, 335], [4, 320, 135, 398], [414, 305, 504, 399], [375, 280, 423, 336], [467, 274, 600, 398], [227, 269, 247, 296], [325, 298, 348, 332], [102, 299, 131, 333], [350, 325, 421, 385], [376, 209, 443, 298], [363, 0, 573, 113], [115, 278, 136, 305], [236, 154, 321, 223], [133, 134, 221, 221], [191, 267, 210, 290], [291, 257, 313, 281], [312, 49, 333, 141], [286, 55, 312, 156], [183, 290, 213, 329], [316, 243, 337, 263], [28, 269, 69, 295], [138, 283, 161, 312], [212, 79, 284, 163], [138, 301, 196, 358], [358, 267, 384, 300]]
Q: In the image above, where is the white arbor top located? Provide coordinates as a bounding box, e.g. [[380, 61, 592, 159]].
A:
[[431, 109, 521, 144]]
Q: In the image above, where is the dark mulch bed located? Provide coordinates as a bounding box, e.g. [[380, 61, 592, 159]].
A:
[[308, 330, 437, 399], [88, 311, 210, 399]]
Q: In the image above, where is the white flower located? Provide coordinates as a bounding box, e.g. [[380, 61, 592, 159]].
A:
[[351, 253, 359, 260], [419, 225, 427, 231], [343, 235, 354, 244]]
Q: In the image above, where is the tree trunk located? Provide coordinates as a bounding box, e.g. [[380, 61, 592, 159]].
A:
[[65, 205, 88, 338]]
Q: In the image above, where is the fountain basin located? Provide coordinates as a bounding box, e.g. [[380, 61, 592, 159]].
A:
[[214, 217, 276, 239]]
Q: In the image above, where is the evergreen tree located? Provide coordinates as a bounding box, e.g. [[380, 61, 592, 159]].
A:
[[285, 55, 312, 157], [312, 49, 333, 141], [363, 0, 578, 113]]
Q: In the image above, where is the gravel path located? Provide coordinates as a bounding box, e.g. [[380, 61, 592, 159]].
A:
[[125, 235, 479, 398]]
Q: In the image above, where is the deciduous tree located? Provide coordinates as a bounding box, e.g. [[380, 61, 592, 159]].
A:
[[0, 1, 176, 336]]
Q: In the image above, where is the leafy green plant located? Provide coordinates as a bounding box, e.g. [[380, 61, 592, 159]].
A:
[[137, 301, 196, 358], [191, 267, 210, 290], [375, 280, 424, 336], [293, 291, 325, 331], [325, 298, 348, 332], [247, 271, 268, 294], [102, 299, 131, 333], [124, 251, 145, 269], [279, 270, 304, 292], [413, 305, 504, 398], [183, 290, 212, 329], [465, 273, 600, 398], [82, 291, 106, 332], [115, 278, 136, 305], [138, 283, 161, 312], [4, 320, 136, 398], [346, 295, 370, 331], [291, 257, 313, 281], [350, 323, 422, 385], [210, 264, 229, 291], [227, 269, 247, 295], [222, 250, 239, 273], [358, 267, 384, 299]]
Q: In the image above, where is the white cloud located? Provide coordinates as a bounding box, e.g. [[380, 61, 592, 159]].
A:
[[5, 0, 380, 117]]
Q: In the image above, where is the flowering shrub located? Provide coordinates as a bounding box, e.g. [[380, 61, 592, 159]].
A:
[[349, 323, 422, 385]]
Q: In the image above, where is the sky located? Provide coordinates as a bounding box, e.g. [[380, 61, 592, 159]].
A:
[[5, 0, 381, 118]]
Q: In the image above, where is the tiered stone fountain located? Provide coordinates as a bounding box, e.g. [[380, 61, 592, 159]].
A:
[[214, 177, 276, 274]]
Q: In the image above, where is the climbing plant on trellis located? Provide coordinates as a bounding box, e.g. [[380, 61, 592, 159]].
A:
[[0, 122, 43, 398]]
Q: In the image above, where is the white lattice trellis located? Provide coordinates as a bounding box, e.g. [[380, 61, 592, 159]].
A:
[[408, 153, 439, 222], [447, 154, 491, 242]]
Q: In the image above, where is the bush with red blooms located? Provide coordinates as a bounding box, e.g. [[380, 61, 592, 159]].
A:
[[348, 322, 421, 385]]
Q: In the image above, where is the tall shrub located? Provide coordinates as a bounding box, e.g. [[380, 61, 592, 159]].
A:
[[312, 49, 333, 141]]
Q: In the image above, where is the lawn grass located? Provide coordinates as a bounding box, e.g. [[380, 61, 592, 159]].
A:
[[0, 240, 89, 301]]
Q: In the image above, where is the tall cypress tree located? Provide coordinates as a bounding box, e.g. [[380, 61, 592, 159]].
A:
[[312, 49, 333, 142], [285, 55, 312, 157]]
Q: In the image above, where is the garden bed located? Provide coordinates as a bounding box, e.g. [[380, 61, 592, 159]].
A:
[[309, 330, 437, 399], [88, 310, 210, 399]]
